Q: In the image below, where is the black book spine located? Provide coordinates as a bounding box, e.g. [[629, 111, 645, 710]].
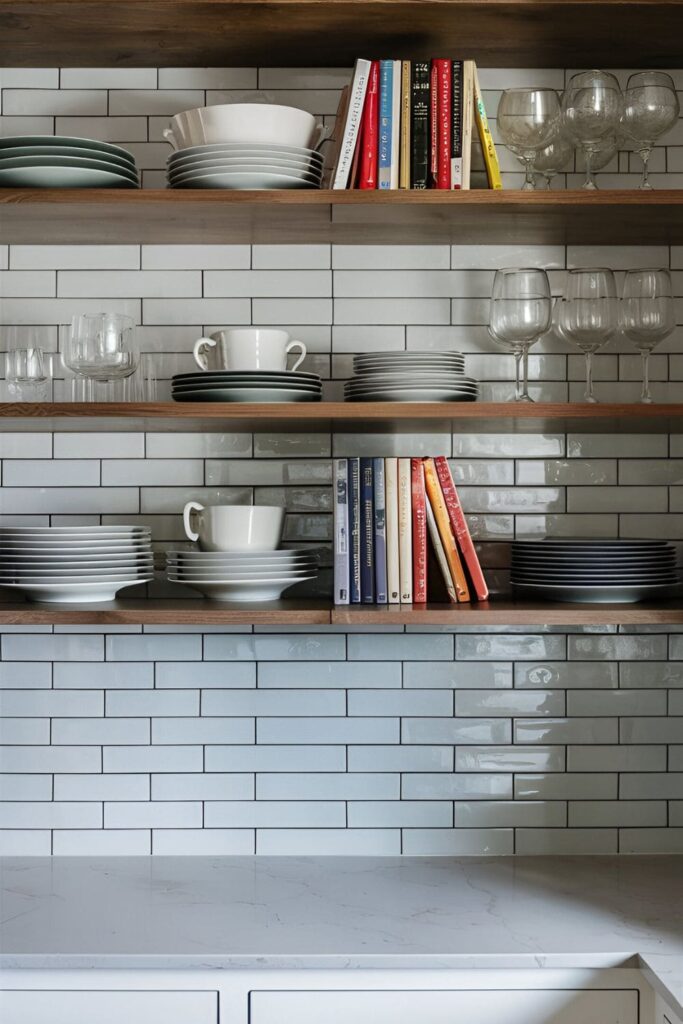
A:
[[410, 61, 430, 189], [451, 60, 463, 187]]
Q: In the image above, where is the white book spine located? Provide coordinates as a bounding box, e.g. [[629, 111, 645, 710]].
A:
[[333, 458, 350, 604], [332, 58, 372, 189], [385, 457, 400, 603], [398, 457, 413, 603], [390, 58, 401, 189], [461, 59, 475, 191]]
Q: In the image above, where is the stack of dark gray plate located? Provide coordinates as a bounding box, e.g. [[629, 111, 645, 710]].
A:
[[511, 539, 681, 603], [345, 351, 477, 402], [171, 370, 322, 403]]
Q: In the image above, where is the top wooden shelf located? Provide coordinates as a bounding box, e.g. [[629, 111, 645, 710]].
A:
[[0, 0, 682, 68]]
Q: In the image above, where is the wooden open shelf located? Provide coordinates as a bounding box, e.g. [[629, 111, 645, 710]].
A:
[[2, 402, 683, 433], [3, 190, 683, 245], [0, 597, 681, 625], [0, 0, 681, 69]]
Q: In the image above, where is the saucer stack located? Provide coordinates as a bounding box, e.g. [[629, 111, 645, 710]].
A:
[[166, 549, 318, 602], [345, 351, 478, 402], [511, 539, 681, 603], [0, 526, 153, 603], [0, 136, 139, 188], [172, 370, 323, 403], [166, 142, 323, 190]]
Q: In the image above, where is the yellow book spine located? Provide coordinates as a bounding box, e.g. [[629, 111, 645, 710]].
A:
[[399, 60, 411, 189], [473, 62, 503, 190], [423, 458, 470, 602]]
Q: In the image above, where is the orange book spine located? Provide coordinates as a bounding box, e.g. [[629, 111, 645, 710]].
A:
[[423, 457, 470, 602], [411, 458, 427, 603], [434, 455, 489, 601]]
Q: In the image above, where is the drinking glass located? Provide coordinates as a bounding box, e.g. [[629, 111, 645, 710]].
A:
[[488, 268, 552, 402], [556, 267, 618, 403], [531, 134, 574, 188], [621, 72, 680, 190], [63, 313, 139, 401], [576, 134, 618, 176], [620, 268, 675, 403], [496, 88, 562, 190], [4, 347, 50, 401], [561, 71, 623, 189]]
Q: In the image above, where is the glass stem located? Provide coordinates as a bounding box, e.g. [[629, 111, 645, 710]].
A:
[[513, 349, 524, 401], [638, 147, 653, 190], [520, 345, 531, 401], [641, 350, 652, 403], [582, 147, 597, 190], [584, 350, 597, 403], [522, 158, 536, 191]]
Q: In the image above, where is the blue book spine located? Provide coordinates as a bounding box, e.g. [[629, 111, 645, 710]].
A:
[[373, 457, 388, 603], [348, 457, 361, 604], [378, 60, 393, 190], [360, 457, 375, 603], [333, 458, 350, 604]]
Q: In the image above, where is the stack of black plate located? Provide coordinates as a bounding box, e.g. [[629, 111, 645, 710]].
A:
[[171, 371, 322, 403], [511, 539, 681, 603]]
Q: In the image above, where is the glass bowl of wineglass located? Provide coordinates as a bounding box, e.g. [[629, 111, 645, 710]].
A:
[[561, 70, 623, 189], [556, 267, 618, 403], [620, 268, 675, 403], [496, 88, 562, 191], [489, 267, 552, 403], [620, 72, 680, 190]]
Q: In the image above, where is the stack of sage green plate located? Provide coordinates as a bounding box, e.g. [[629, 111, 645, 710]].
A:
[[0, 136, 139, 188]]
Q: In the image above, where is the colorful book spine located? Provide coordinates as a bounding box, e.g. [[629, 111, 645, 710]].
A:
[[399, 59, 411, 189], [348, 457, 361, 603], [332, 58, 372, 189], [359, 457, 375, 603], [410, 61, 430, 189], [429, 60, 438, 187], [450, 60, 463, 189], [385, 457, 400, 603], [378, 60, 394, 190], [390, 58, 402, 189], [411, 458, 428, 603], [425, 499, 457, 603], [434, 455, 489, 600], [461, 59, 475, 190], [359, 60, 380, 189], [472, 62, 502, 190], [373, 457, 388, 603], [423, 457, 470, 602], [333, 458, 349, 604], [433, 59, 451, 189], [398, 457, 413, 602]]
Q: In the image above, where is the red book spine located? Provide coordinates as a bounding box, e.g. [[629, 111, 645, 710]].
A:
[[411, 458, 428, 603], [359, 61, 380, 190], [433, 58, 451, 189], [434, 455, 489, 601], [429, 61, 438, 187]]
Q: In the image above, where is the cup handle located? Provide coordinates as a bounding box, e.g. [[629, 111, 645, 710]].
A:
[[193, 337, 216, 371], [183, 501, 204, 543], [285, 340, 307, 372], [162, 127, 179, 150]]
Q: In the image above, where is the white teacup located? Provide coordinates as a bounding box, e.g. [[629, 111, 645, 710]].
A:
[[193, 328, 306, 373], [183, 502, 284, 552]]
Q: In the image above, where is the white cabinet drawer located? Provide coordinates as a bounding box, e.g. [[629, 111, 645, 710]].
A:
[[0, 989, 218, 1024], [656, 992, 683, 1024], [250, 988, 638, 1024]]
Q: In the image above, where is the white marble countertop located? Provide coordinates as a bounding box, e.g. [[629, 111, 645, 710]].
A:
[[1, 856, 682, 1013]]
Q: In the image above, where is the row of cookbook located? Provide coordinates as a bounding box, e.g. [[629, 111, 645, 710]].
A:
[[334, 456, 489, 605], [331, 58, 503, 190]]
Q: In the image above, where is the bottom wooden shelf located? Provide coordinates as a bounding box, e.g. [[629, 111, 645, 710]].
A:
[[0, 597, 681, 625]]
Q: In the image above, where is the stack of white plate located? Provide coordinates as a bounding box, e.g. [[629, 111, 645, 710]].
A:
[[0, 136, 139, 188], [172, 370, 323, 403], [511, 539, 682, 603], [345, 351, 478, 402], [166, 143, 323, 190], [167, 548, 318, 602], [0, 526, 153, 603]]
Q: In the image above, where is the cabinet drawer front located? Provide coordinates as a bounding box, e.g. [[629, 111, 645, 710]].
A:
[[250, 988, 638, 1024], [0, 990, 217, 1024]]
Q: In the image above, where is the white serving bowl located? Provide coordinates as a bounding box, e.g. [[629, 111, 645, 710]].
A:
[[163, 103, 324, 151]]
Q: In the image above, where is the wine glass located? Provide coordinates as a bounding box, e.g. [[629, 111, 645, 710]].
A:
[[64, 313, 139, 401], [576, 134, 618, 177], [620, 268, 675, 403], [621, 72, 680, 190], [531, 134, 574, 188], [556, 268, 618, 403], [496, 88, 562, 190], [561, 71, 623, 190], [488, 268, 552, 403]]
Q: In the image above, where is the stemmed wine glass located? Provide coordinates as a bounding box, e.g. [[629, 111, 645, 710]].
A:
[[489, 268, 552, 403], [620, 268, 675, 403], [620, 72, 680, 190], [63, 313, 139, 401], [561, 71, 623, 190], [496, 88, 562, 191], [555, 268, 618, 403], [530, 134, 574, 189]]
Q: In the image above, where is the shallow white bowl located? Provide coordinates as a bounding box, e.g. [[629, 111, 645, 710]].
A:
[[164, 103, 322, 151]]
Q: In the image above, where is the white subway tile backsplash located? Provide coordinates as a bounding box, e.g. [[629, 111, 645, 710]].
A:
[[403, 828, 513, 855], [257, 828, 401, 855], [58, 270, 201, 298], [103, 746, 203, 773], [53, 830, 151, 855], [153, 828, 254, 854], [2, 89, 107, 115]]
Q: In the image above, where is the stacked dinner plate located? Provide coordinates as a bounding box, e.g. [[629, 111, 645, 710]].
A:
[[0, 526, 153, 603], [511, 539, 681, 604], [167, 548, 318, 602], [172, 370, 323, 403], [0, 136, 139, 188], [166, 143, 323, 190], [345, 351, 478, 402]]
